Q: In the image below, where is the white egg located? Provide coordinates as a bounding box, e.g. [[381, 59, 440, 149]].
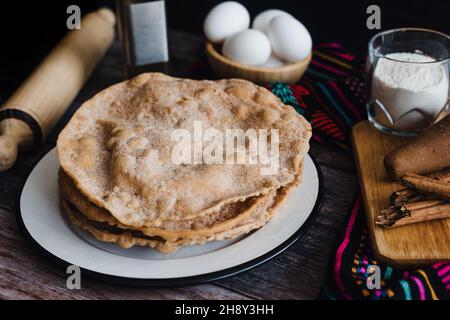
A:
[[203, 1, 250, 44], [222, 29, 271, 66], [252, 9, 292, 33], [261, 55, 285, 68], [267, 16, 312, 62]]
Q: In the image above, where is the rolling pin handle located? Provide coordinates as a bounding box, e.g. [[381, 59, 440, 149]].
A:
[[0, 133, 18, 171], [0, 7, 115, 172]]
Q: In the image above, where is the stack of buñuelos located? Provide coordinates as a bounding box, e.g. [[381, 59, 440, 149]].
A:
[[57, 73, 311, 253]]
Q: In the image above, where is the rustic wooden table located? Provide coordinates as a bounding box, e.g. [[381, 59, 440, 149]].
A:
[[0, 30, 358, 299]]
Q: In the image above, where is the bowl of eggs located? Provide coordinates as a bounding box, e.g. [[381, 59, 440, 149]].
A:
[[204, 2, 313, 83]]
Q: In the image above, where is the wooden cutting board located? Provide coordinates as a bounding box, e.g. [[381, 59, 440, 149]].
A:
[[352, 120, 450, 268]]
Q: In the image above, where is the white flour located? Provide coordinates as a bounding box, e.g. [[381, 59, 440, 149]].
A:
[[371, 52, 449, 131]]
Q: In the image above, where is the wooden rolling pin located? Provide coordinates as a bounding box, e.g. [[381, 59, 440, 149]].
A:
[[0, 8, 115, 171]]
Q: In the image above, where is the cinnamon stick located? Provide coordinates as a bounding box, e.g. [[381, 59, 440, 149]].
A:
[[428, 168, 450, 182], [402, 199, 445, 210], [379, 169, 450, 228], [389, 203, 450, 228], [401, 173, 450, 201], [388, 188, 434, 206], [377, 201, 450, 228], [390, 188, 416, 206]]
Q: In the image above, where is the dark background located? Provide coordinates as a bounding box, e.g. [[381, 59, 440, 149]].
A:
[[1, 0, 448, 52], [0, 0, 448, 97]]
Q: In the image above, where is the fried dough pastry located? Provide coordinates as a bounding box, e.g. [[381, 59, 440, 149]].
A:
[[57, 73, 311, 227]]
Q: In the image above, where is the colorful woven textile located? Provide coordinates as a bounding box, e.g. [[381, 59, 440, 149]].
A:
[[265, 43, 449, 300]]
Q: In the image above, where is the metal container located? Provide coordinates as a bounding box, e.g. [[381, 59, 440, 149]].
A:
[[117, 0, 169, 77]]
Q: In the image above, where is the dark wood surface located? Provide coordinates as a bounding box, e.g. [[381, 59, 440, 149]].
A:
[[0, 30, 358, 299]]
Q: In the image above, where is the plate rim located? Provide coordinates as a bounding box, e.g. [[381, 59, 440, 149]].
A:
[[15, 149, 324, 288]]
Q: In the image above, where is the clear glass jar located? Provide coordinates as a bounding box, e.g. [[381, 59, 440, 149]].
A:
[[367, 28, 449, 136]]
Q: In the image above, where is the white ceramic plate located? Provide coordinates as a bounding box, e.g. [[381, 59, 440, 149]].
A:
[[17, 148, 322, 286]]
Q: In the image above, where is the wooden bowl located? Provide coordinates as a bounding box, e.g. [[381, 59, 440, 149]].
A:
[[206, 42, 311, 84]]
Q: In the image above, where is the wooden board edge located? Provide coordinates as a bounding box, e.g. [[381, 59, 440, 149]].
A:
[[351, 121, 450, 268], [351, 121, 385, 264]]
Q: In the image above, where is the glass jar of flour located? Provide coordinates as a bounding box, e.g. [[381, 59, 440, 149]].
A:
[[367, 28, 449, 136]]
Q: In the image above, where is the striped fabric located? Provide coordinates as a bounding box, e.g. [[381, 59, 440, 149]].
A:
[[263, 43, 449, 300]]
